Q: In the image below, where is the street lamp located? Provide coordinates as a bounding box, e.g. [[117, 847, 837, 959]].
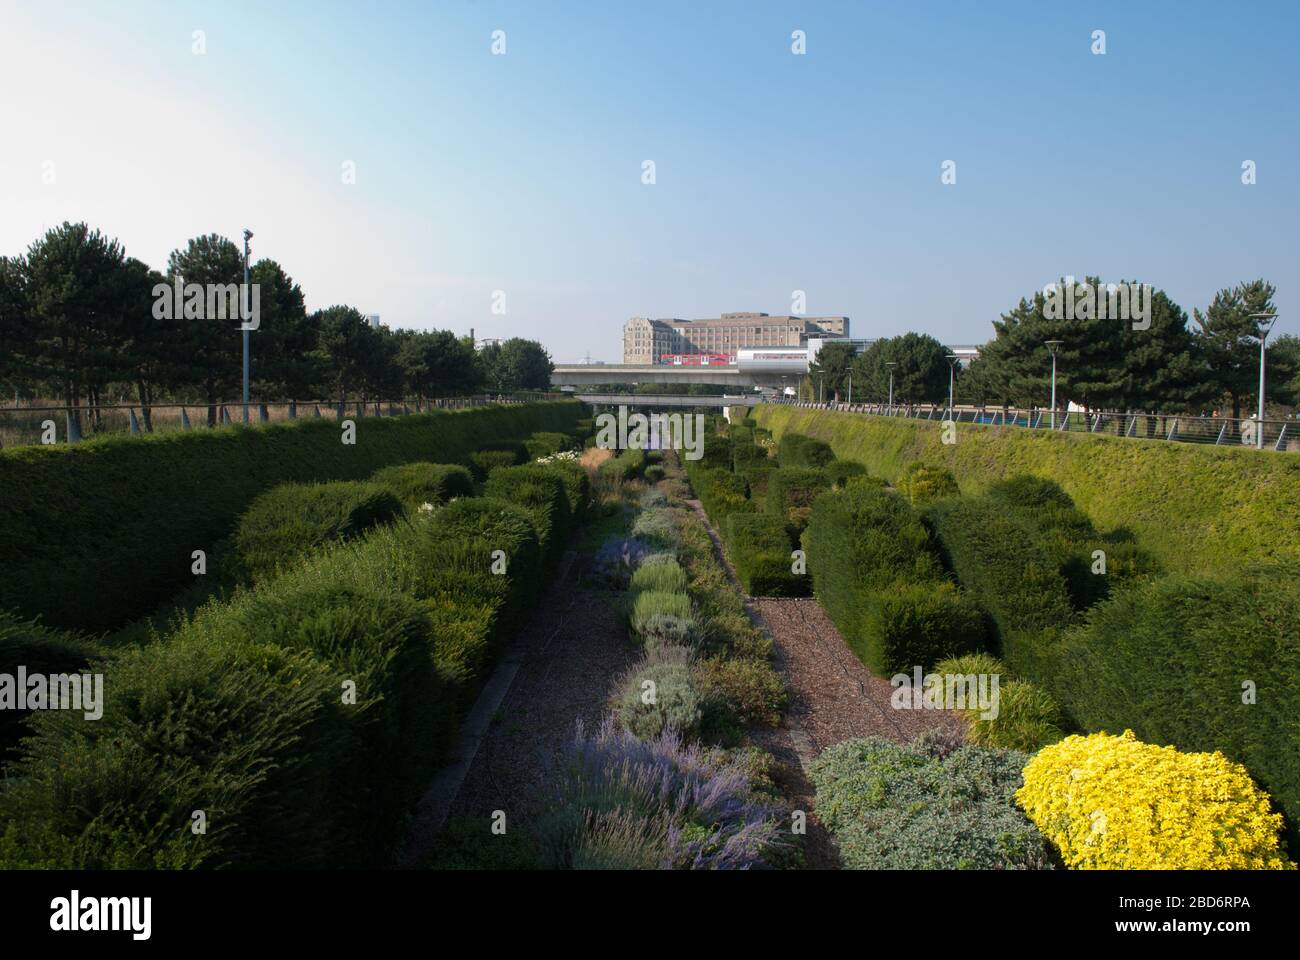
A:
[[945, 354, 959, 416], [1249, 311, 1278, 450], [847, 370, 853, 406], [1044, 340, 1063, 430], [886, 361, 896, 408], [242, 229, 254, 424]]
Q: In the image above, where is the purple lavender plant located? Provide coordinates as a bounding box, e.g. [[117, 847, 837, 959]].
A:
[[542, 717, 784, 870]]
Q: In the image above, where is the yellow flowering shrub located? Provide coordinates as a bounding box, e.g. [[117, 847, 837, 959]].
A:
[[1016, 730, 1294, 870]]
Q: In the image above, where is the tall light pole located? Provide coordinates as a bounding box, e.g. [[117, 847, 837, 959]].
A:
[[242, 229, 253, 424], [847, 370, 853, 406], [945, 354, 958, 415], [1044, 340, 1063, 430], [1249, 311, 1278, 450], [886, 361, 896, 408]]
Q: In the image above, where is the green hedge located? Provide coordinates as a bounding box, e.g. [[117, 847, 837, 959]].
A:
[[765, 467, 831, 540], [0, 493, 553, 868], [826, 459, 867, 489], [0, 401, 582, 632], [485, 466, 573, 567], [699, 434, 732, 470], [803, 483, 982, 673], [235, 481, 404, 582], [0, 612, 102, 773], [981, 475, 1160, 610], [524, 431, 578, 460], [724, 513, 807, 597], [750, 403, 1300, 577], [370, 462, 474, 507], [923, 496, 1074, 687], [687, 464, 754, 527], [778, 432, 835, 468], [900, 461, 959, 506], [1055, 562, 1300, 848]]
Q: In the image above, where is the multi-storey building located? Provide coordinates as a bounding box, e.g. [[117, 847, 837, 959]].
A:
[[622, 312, 850, 364]]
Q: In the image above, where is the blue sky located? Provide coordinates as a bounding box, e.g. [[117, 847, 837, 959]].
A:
[[2, 0, 1296, 361]]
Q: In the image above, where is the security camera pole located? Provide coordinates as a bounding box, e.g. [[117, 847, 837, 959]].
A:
[[1249, 312, 1278, 450], [1045, 340, 1063, 430], [242, 229, 253, 424], [886, 361, 896, 408]]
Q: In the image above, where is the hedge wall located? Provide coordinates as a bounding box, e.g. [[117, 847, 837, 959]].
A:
[[802, 483, 982, 673], [1055, 562, 1300, 848], [723, 513, 808, 597], [750, 404, 1300, 577], [0, 401, 582, 631]]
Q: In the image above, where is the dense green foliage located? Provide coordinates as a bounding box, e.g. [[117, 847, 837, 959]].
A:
[[0, 613, 101, 772], [777, 432, 835, 468], [724, 513, 807, 597], [802, 482, 983, 673], [0, 401, 582, 631], [765, 466, 830, 538], [235, 481, 404, 581], [369, 462, 474, 507], [750, 403, 1300, 577]]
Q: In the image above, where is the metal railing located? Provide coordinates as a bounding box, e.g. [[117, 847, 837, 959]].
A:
[[774, 399, 1300, 453], [0, 392, 567, 448]]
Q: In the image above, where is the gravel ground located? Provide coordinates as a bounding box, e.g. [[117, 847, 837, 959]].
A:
[[444, 556, 639, 831]]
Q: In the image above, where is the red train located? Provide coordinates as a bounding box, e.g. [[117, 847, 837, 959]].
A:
[[660, 353, 736, 366]]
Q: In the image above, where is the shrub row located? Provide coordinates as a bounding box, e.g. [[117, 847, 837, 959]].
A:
[[370, 462, 474, 508], [922, 495, 1074, 686], [724, 513, 806, 597], [802, 482, 983, 674], [0, 459, 588, 868], [749, 402, 1300, 578], [235, 481, 405, 582], [0, 401, 583, 631], [777, 432, 834, 468], [765, 466, 830, 540]]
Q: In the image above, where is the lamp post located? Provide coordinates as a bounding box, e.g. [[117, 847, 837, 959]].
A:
[[242, 229, 254, 424], [945, 354, 958, 416], [886, 361, 896, 408], [1249, 312, 1278, 450], [847, 370, 853, 406], [1044, 340, 1063, 430]]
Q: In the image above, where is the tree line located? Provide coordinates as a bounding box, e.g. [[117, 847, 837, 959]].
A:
[[809, 277, 1299, 418], [0, 222, 554, 428]]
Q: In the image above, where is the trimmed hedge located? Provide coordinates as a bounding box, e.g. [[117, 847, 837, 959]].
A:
[[687, 465, 753, 527], [370, 462, 474, 507], [698, 434, 732, 470], [826, 459, 867, 489], [525, 431, 578, 460], [0, 489, 555, 869], [0, 612, 102, 772], [803, 483, 984, 673], [923, 496, 1074, 685], [861, 581, 985, 675], [778, 432, 834, 468], [724, 513, 807, 597], [235, 481, 404, 582], [486, 465, 574, 567], [1055, 562, 1300, 849], [900, 461, 959, 506], [469, 448, 523, 478], [751, 403, 1300, 577], [0, 401, 583, 631], [765, 467, 830, 540]]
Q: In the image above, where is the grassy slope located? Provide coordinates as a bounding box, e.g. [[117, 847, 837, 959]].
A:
[[750, 405, 1300, 576]]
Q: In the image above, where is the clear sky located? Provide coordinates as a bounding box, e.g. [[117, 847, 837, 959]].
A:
[[2, 0, 1296, 361]]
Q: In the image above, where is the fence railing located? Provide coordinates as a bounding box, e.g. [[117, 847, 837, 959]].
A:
[[0, 393, 567, 448], [775, 399, 1300, 453]]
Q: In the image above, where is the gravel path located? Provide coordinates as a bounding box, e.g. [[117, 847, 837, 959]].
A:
[[441, 553, 639, 831], [683, 497, 961, 869]]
